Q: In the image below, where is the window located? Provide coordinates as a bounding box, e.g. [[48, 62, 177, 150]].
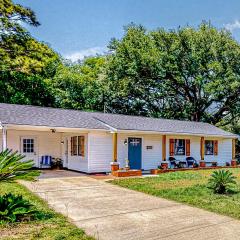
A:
[[174, 139, 185, 155], [78, 136, 85, 156], [71, 136, 78, 156], [205, 140, 214, 155], [129, 138, 141, 146], [71, 136, 85, 156], [23, 138, 34, 153]]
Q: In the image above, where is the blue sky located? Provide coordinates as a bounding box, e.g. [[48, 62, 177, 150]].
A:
[[16, 0, 240, 61]]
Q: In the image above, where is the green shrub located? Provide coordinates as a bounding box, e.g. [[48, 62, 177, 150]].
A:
[[0, 193, 37, 223], [0, 149, 40, 182], [208, 170, 237, 194]]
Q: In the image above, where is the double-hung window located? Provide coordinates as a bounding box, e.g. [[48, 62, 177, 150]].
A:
[[71, 136, 85, 157]]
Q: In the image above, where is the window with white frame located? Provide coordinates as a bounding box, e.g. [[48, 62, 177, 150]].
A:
[[22, 138, 34, 153]]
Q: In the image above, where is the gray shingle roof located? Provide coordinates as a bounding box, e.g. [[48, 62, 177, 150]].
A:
[[0, 103, 236, 137], [0, 103, 108, 130], [92, 113, 236, 137]]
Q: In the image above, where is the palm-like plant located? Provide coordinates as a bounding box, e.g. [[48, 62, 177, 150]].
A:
[[0, 149, 40, 182], [0, 193, 36, 223], [208, 170, 237, 194]]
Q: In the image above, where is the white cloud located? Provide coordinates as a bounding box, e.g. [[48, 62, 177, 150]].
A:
[[65, 47, 108, 62], [224, 20, 240, 32]]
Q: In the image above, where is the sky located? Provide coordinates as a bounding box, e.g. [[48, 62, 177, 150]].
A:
[[15, 0, 240, 61]]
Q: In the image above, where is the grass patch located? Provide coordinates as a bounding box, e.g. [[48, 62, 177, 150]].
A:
[[110, 168, 240, 220], [0, 182, 94, 240]]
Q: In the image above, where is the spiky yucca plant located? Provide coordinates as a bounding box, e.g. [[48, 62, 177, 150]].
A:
[[0, 193, 36, 223], [0, 149, 40, 182], [208, 170, 237, 194]]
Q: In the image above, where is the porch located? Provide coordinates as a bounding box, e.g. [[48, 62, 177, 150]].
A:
[[110, 132, 238, 177], [0, 125, 237, 175], [0, 125, 90, 172]]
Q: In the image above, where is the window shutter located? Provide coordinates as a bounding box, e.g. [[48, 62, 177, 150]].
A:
[[186, 139, 190, 156], [214, 140, 218, 155], [169, 139, 174, 156]]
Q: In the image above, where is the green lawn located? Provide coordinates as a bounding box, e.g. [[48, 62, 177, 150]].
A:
[[0, 182, 94, 240], [110, 168, 240, 220]]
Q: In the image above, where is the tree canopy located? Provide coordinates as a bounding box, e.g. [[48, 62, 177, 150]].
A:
[[53, 57, 107, 111], [0, 0, 60, 106], [1, 0, 240, 133], [0, 0, 59, 73], [106, 23, 240, 127]]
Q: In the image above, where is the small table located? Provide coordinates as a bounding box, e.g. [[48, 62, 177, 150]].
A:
[[178, 161, 187, 168]]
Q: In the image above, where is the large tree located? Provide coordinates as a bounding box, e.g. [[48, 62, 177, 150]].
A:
[[0, 0, 59, 73], [0, 0, 59, 106], [53, 56, 107, 111], [106, 23, 240, 126]]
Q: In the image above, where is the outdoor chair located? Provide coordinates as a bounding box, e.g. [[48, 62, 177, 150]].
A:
[[169, 157, 179, 169], [186, 157, 196, 168], [40, 155, 52, 168]]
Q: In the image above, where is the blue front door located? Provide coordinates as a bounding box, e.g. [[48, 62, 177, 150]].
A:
[[128, 138, 142, 169]]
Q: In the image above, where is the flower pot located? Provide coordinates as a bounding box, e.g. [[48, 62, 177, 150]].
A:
[[161, 162, 168, 170], [231, 159, 237, 167], [199, 161, 206, 167], [111, 162, 119, 172]]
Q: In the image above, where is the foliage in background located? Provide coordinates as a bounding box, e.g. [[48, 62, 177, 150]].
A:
[[0, 193, 36, 223], [106, 23, 240, 127], [0, 0, 60, 106], [208, 170, 237, 194], [53, 57, 107, 111], [0, 0, 59, 73], [0, 149, 40, 182], [1, 1, 240, 135]]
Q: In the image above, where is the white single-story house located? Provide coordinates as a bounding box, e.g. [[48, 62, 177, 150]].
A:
[[0, 103, 237, 173]]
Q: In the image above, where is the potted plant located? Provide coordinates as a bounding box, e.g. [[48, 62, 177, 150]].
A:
[[161, 161, 168, 170], [52, 158, 63, 170], [193, 162, 199, 168]]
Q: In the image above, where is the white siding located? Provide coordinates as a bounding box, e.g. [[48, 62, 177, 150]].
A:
[[3, 128, 234, 172], [6, 130, 62, 167], [88, 132, 112, 172], [166, 135, 233, 166], [88, 132, 234, 172], [204, 138, 232, 166], [142, 135, 162, 169], [166, 135, 201, 161], [117, 133, 162, 170], [62, 133, 88, 172]]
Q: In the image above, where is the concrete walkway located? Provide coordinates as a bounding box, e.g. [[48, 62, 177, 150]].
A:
[[22, 171, 240, 240]]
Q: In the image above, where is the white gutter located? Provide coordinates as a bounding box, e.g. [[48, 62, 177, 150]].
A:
[[115, 129, 237, 139], [2, 123, 237, 139], [3, 124, 109, 133]]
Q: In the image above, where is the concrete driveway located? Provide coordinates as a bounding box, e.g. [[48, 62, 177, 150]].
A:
[[22, 171, 240, 240]]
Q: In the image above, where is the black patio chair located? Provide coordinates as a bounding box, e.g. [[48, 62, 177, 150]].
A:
[[186, 157, 196, 168], [169, 157, 179, 169]]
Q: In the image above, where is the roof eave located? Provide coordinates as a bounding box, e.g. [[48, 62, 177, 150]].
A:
[[3, 124, 109, 132], [115, 129, 237, 138]]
